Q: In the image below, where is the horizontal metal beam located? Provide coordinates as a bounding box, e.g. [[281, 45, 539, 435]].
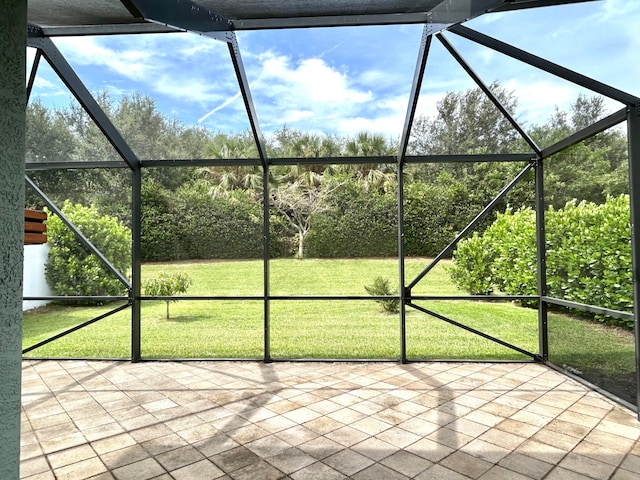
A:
[[141, 153, 534, 168], [542, 296, 634, 322], [26, 161, 129, 171], [233, 0, 502, 32], [451, 25, 640, 107], [29, 23, 180, 37], [141, 158, 261, 168], [23, 296, 129, 302], [407, 153, 535, 164], [141, 295, 400, 301], [409, 295, 537, 301], [233, 13, 439, 30], [542, 107, 628, 158]]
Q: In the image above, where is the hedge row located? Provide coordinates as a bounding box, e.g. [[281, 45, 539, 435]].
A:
[[449, 195, 633, 329], [141, 177, 481, 261], [141, 179, 291, 261]]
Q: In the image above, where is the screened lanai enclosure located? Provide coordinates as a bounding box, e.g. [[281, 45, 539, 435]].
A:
[[18, 0, 640, 415]]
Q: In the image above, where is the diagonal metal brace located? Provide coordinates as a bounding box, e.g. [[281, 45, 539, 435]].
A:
[[27, 37, 141, 171], [26, 175, 132, 291]]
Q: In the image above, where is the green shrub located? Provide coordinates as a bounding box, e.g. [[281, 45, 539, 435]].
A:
[[306, 181, 397, 257], [404, 173, 477, 257], [141, 178, 292, 261], [143, 272, 192, 319], [45, 201, 131, 303], [449, 195, 632, 329], [365, 276, 400, 314]]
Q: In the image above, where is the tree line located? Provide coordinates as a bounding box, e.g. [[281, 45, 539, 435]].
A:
[[26, 84, 628, 261]]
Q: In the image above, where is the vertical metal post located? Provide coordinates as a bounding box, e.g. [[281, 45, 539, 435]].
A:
[[397, 27, 431, 364], [398, 165, 407, 363], [627, 106, 640, 416], [535, 157, 548, 360], [226, 32, 271, 361], [131, 167, 142, 361], [263, 166, 271, 362]]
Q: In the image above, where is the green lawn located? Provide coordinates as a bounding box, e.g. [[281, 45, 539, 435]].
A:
[[22, 258, 635, 376]]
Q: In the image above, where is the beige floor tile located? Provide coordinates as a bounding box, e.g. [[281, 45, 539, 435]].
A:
[[324, 448, 375, 476], [53, 457, 107, 480], [620, 453, 640, 474], [611, 468, 640, 480], [381, 450, 432, 477], [544, 466, 593, 480], [111, 458, 166, 480], [20, 455, 51, 478], [245, 434, 292, 457], [352, 463, 410, 480], [352, 437, 398, 461], [572, 440, 627, 467], [47, 444, 96, 469], [290, 461, 346, 480], [498, 452, 553, 480], [478, 465, 533, 480], [559, 452, 616, 479], [460, 438, 511, 464], [297, 436, 344, 460], [100, 444, 150, 470], [211, 445, 260, 473], [155, 444, 205, 471], [415, 463, 473, 480], [264, 447, 316, 475], [440, 450, 493, 478], [516, 439, 568, 465], [326, 425, 371, 447]]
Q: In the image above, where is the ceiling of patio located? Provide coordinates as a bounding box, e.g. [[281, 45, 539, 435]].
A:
[[27, 0, 601, 36]]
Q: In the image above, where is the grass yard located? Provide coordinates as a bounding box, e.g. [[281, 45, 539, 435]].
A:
[[22, 258, 636, 393]]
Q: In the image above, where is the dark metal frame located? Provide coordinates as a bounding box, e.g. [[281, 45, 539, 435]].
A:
[[22, 17, 640, 415]]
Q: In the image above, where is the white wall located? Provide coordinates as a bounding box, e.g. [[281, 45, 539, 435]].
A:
[[23, 244, 53, 311]]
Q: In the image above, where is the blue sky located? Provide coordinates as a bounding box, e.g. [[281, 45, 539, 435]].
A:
[[28, 0, 639, 140]]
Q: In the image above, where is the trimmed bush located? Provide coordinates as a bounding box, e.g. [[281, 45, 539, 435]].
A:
[[449, 195, 632, 329], [306, 181, 397, 258], [141, 179, 292, 262], [45, 201, 131, 302]]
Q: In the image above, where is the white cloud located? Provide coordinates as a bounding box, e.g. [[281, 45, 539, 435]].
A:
[[257, 53, 372, 104], [53, 34, 237, 108], [245, 51, 391, 134], [198, 91, 241, 123], [33, 77, 65, 94], [502, 79, 575, 125], [337, 114, 405, 137]]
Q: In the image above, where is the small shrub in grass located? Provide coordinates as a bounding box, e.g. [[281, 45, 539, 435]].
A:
[[365, 276, 400, 314], [143, 272, 192, 319]]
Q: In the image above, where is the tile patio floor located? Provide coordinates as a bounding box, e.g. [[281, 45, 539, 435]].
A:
[[20, 360, 640, 480]]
